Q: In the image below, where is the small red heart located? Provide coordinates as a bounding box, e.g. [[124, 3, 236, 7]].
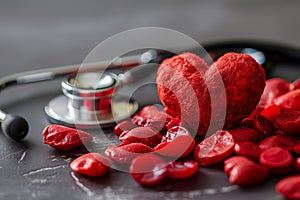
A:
[[224, 156, 269, 186], [119, 126, 162, 148], [105, 143, 153, 164]]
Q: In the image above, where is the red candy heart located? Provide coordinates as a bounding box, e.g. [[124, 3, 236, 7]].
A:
[[154, 126, 195, 158], [43, 124, 93, 150], [132, 105, 172, 133], [259, 147, 294, 174], [166, 160, 198, 179], [119, 127, 162, 148], [234, 141, 262, 161], [260, 78, 291, 105], [130, 154, 167, 186], [259, 135, 300, 151], [228, 126, 261, 144], [224, 156, 269, 186], [114, 120, 138, 136], [274, 110, 300, 135], [194, 130, 235, 166], [70, 153, 110, 177], [274, 89, 300, 111], [276, 175, 300, 200], [105, 143, 153, 164]]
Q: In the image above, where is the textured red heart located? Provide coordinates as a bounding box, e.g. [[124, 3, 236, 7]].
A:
[[156, 52, 265, 137]]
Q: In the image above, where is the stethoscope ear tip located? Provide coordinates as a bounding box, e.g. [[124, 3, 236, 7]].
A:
[[1, 114, 29, 141]]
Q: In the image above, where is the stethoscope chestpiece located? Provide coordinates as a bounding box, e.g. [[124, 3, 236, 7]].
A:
[[45, 72, 138, 129], [62, 72, 117, 118]]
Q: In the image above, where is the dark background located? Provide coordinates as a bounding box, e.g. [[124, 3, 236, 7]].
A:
[[0, 0, 300, 199]]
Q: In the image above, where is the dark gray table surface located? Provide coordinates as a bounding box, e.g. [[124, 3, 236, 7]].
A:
[[1, 1, 300, 199]]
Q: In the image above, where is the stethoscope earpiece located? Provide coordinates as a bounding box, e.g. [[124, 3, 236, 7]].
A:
[[1, 114, 28, 141]]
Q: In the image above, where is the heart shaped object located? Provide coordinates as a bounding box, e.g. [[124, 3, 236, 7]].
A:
[[119, 126, 162, 148], [105, 143, 153, 164], [156, 52, 266, 137], [224, 156, 269, 186]]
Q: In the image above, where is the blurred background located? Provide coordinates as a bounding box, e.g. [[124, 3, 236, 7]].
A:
[[1, 0, 300, 76]]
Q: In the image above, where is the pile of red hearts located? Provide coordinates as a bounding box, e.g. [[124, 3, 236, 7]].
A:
[[43, 52, 300, 199]]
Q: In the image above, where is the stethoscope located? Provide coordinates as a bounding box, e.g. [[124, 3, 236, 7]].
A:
[[1, 40, 300, 141]]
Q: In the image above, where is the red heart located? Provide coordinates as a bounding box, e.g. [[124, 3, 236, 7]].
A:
[[224, 156, 269, 186], [156, 52, 265, 137]]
